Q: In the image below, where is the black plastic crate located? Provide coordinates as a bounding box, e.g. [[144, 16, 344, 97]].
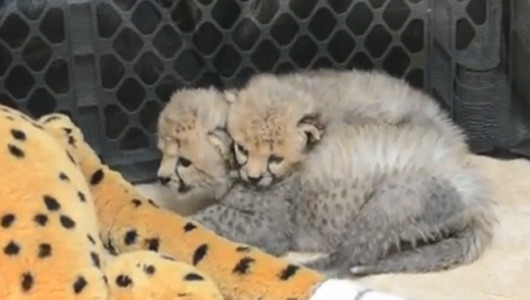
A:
[[504, 0, 530, 157], [510, 0, 530, 108], [0, 0, 515, 183]]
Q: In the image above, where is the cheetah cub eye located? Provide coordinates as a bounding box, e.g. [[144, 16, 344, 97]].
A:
[[268, 155, 284, 165], [178, 157, 192, 168], [235, 144, 247, 155]]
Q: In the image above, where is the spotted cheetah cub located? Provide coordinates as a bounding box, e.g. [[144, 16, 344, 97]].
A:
[[226, 69, 467, 186], [156, 87, 233, 214], [224, 70, 496, 276]]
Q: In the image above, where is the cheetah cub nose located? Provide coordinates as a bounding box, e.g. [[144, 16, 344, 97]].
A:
[[247, 175, 263, 185], [158, 176, 170, 185]]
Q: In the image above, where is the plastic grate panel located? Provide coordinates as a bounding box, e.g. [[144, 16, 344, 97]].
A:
[[0, 0, 74, 120], [0, 0, 509, 182], [84, 0, 435, 182]]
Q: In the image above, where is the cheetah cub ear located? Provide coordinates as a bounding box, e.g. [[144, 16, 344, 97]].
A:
[[298, 113, 324, 145], [207, 128, 232, 158]]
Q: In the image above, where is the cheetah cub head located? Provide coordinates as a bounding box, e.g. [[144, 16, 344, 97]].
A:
[[157, 87, 233, 202], [226, 74, 324, 188]]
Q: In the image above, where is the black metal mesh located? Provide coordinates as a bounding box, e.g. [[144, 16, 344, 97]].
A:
[[0, 0, 72, 118], [0, 0, 515, 183]]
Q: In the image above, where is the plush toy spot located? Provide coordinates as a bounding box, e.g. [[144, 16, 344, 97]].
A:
[[115, 275, 133, 288], [103, 275, 108, 285], [146, 238, 159, 251], [4, 241, 20, 255], [90, 252, 101, 268], [236, 246, 251, 253], [38, 243, 52, 258], [8, 144, 24, 158], [279, 264, 300, 280], [73, 276, 87, 294], [143, 265, 155, 275], [11, 129, 26, 141], [34, 214, 48, 226], [184, 222, 197, 232], [59, 172, 69, 181], [62, 127, 73, 134], [43, 195, 61, 211], [87, 234, 96, 245], [124, 230, 137, 245], [131, 199, 142, 208], [78, 191, 86, 202], [184, 273, 204, 281], [21, 272, 34, 292], [90, 169, 104, 185], [66, 151, 76, 165], [233, 257, 255, 275], [161, 255, 175, 261], [192, 244, 208, 266], [68, 136, 76, 147], [148, 199, 159, 208], [60, 215, 76, 229], [1, 214, 15, 228]]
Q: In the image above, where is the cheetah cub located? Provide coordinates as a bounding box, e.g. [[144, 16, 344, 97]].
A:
[[223, 70, 496, 276], [156, 87, 233, 213], [226, 69, 467, 186]]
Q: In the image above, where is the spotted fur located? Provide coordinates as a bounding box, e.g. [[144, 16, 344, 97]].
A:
[[0, 105, 223, 300], [225, 69, 496, 276], [156, 87, 234, 214]]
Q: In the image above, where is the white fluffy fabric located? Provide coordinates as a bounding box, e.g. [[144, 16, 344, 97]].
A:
[[310, 279, 409, 300]]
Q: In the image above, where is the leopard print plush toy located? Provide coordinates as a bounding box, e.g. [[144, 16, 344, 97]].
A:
[[0, 104, 412, 300]]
